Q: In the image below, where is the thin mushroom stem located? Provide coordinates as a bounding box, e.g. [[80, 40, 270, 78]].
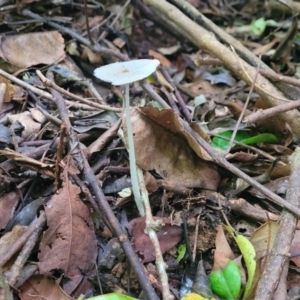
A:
[[124, 83, 145, 216]]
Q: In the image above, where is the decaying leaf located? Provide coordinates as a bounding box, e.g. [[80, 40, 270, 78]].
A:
[[38, 174, 97, 293], [124, 105, 220, 189], [215, 225, 235, 260], [8, 111, 41, 139], [0, 31, 65, 73], [250, 221, 279, 261], [19, 275, 73, 300], [0, 75, 15, 102], [127, 217, 182, 263]]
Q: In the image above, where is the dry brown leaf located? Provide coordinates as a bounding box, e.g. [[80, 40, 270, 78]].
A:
[[0, 31, 65, 73], [81, 45, 103, 64], [125, 105, 219, 189], [215, 225, 235, 260], [127, 217, 182, 262], [38, 174, 97, 294], [0, 75, 15, 102], [225, 151, 258, 162], [149, 49, 171, 67], [250, 221, 279, 261], [0, 148, 55, 178], [0, 191, 20, 230], [8, 111, 41, 139], [19, 275, 73, 300]]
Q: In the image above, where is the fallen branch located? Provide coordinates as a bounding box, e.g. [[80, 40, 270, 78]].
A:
[[255, 148, 300, 299], [244, 99, 300, 124]]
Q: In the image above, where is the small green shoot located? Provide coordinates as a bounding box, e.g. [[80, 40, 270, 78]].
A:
[[177, 244, 187, 263], [208, 252, 241, 300]]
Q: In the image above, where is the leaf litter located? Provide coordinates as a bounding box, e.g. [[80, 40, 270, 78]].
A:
[[0, 0, 300, 299]]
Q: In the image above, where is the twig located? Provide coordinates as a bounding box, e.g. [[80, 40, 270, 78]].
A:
[[255, 148, 300, 299], [0, 212, 46, 268], [0, 83, 6, 111], [7, 222, 44, 286], [160, 66, 191, 120], [137, 167, 174, 300], [54, 124, 66, 191], [228, 199, 279, 224], [46, 70, 159, 300], [0, 68, 121, 113], [226, 51, 261, 152], [84, 0, 93, 45], [244, 99, 300, 124], [259, 69, 300, 88], [36, 70, 121, 112]]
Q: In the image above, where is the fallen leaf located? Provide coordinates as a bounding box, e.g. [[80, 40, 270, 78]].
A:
[[0, 31, 65, 73], [38, 173, 97, 294], [225, 151, 258, 162], [125, 105, 220, 189], [215, 225, 235, 260], [250, 221, 279, 261], [0, 75, 15, 102], [149, 49, 172, 67], [19, 275, 73, 300], [8, 111, 41, 139], [127, 217, 182, 263]]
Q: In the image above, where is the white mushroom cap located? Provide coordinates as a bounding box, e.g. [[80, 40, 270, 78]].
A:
[[93, 59, 160, 85]]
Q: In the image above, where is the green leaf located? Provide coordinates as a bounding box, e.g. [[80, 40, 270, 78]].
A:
[[212, 131, 279, 150], [177, 244, 187, 262], [211, 130, 251, 150], [240, 133, 278, 145], [208, 256, 241, 300], [251, 17, 267, 35], [84, 293, 138, 300], [224, 226, 256, 298], [250, 18, 276, 35]]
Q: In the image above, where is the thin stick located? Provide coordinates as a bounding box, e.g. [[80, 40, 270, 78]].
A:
[[36, 70, 121, 112], [137, 166, 174, 300], [244, 99, 300, 124], [226, 51, 261, 152], [84, 0, 94, 45]]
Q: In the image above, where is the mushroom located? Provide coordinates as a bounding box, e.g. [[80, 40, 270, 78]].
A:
[[94, 59, 160, 215]]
